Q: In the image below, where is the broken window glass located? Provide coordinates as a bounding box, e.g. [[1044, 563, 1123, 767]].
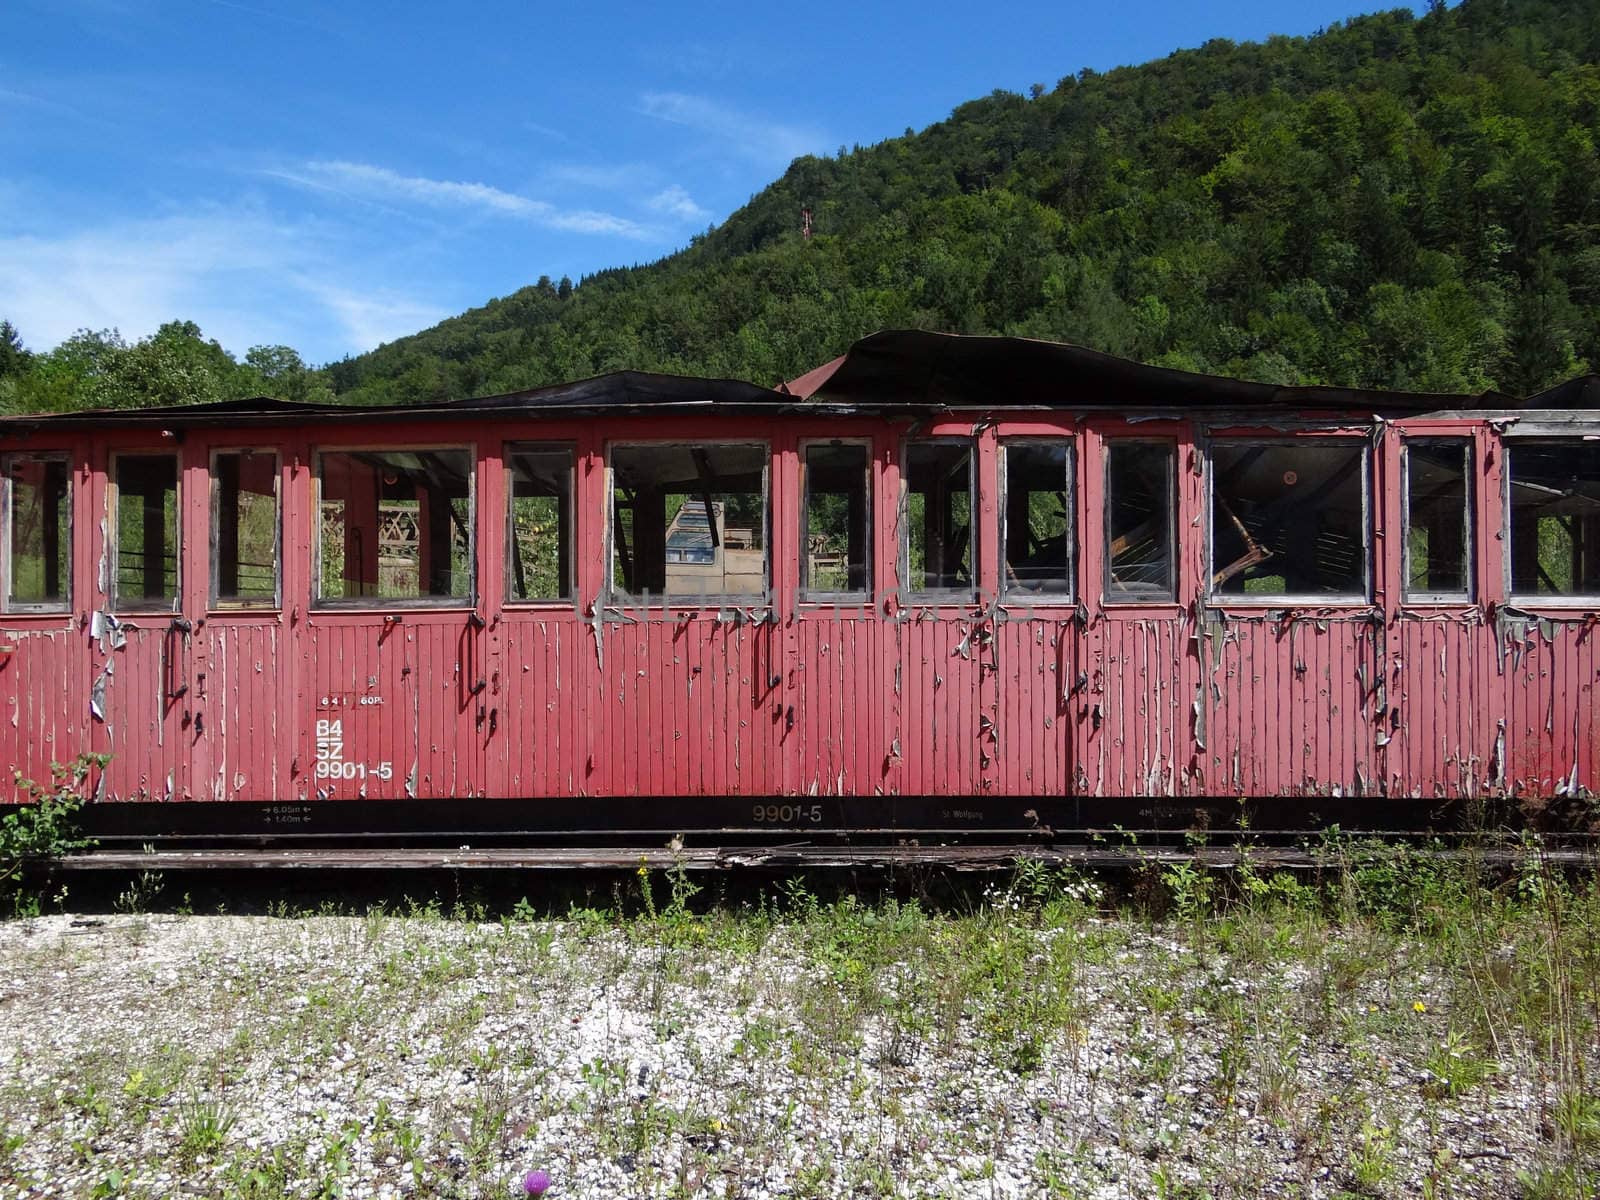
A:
[[507, 445, 573, 603], [1002, 442, 1072, 598], [903, 441, 973, 595], [112, 453, 179, 609], [4, 453, 70, 611], [1404, 441, 1470, 600], [1508, 441, 1600, 598], [1209, 442, 1367, 599], [1105, 442, 1175, 601], [611, 443, 767, 602], [316, 449, 473, 603], [803, 442, 870, 597], [212, 450, 279, 606]]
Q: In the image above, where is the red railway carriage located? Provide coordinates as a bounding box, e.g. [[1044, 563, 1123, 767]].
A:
[[1, 331, 1597, 845]]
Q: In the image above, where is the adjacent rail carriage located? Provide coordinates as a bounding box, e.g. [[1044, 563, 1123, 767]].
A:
[[1, 331, 1597, 846]]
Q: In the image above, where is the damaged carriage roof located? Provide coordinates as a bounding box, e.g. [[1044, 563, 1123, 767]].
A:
[[0, 370, 790, 431], [781, 330, 1600, 413], [1, 330, 1597, 431]]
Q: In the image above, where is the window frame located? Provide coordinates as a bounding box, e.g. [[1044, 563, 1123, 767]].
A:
[[1, 451, 73, 615], [311, 444, 478, 611], [1504, 436, 1600, 607], [504, 441, 577, 608], [898, 436, 978, 604], [605, 439, 772, 608], [1103, 438, 1177, 605], [999, 437, 1075, 605], [1204, 437, 1371, 606], [108, 450, 182, 614], [1401, 438, 1473, 606], [209, 447, 282, 611], [799, 437, 873, 604]]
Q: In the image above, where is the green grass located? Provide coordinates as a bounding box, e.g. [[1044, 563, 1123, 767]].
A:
[[0, 849, 1596, 1197]]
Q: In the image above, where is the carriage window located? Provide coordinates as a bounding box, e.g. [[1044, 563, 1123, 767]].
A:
[[1002, 442, 1072, 598], [1105, 442, 1175, 601], [903, 441, 973, 596], [1209, 442, 1366, 600], [610, 443, 767, 602], [112, 453, 179, 610], [4, 454, 70, 611], [212, 451, 279, 607], [1508, 441, 1600, 599], [316, 449, 473, 604], [507, 444, 573, 603], [1404, 441, 1470, 601], [802, 442, 870, 597]]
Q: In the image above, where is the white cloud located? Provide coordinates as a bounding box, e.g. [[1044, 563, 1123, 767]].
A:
[[637, 91, 827, 167], [542, 162, 646, 191], [294, 160, 652, 238], [303, 160, 538, 216], [292, 279, 451, 354], [648, 184, 710, 222], [0, 205, 446, 361]]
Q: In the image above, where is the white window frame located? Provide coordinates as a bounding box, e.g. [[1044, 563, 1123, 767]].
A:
[[1401, 438, 1472, 606], [1, 451, 72, 614], [1204, 438, 1370, 606], [312, 444, 477, 610]]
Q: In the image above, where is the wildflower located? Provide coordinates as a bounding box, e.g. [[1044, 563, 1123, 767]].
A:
[[1413, 1001, 1427, 1013], [523, 1168, 551, 1197]]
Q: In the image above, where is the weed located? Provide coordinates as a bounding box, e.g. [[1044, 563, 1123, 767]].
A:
[[1161, 860, 1214, 926], [2, 753, 104, 915], [1350, 1118, 1395, 1193], [1421, 1030, 1493, 1098], [114, 856, 165, 914], [176, 1094, 235, 1164]]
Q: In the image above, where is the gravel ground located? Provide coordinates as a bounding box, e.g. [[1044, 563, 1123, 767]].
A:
[[0, 899, 1589, 1199]]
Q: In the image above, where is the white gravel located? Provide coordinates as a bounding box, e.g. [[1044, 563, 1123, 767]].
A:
[[0, 905, 1587, 1198]]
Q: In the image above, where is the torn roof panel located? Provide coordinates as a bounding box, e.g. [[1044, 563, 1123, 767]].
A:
[[2, 329, 1596, 432], [781, 330, 1560, 413]]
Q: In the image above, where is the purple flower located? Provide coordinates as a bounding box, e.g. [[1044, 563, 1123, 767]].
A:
[[523, 1168, 551, 1197]]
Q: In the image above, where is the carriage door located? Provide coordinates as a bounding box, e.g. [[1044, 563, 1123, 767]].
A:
[[994, 436, 1080, 809], [304, 445, 484, 802], [93, 448, 199, 801]]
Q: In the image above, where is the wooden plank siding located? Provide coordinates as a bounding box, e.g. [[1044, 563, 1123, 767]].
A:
[[1, 405, 1597, 821]]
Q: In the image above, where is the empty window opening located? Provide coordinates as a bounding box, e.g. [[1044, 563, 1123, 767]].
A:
[[1508, 441, 1600, 599], [4, 454, 70, 611], [1105, 442, 1175, 601], [1404, 441, 1471, 600], [112, 454, 179, 609], [507, 445, 573, 602], [1003, 442, 1072, 597], [903, 441, 973, 595], [610, 443, 767, 602], [317, 449, 473, 603], [1209, 442, 1366, 600], [212, 451, 279, 606], [803, 442, 870, 596]]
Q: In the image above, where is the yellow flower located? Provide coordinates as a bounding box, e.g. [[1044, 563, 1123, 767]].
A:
[[1413, 1001, 1427, 1013]]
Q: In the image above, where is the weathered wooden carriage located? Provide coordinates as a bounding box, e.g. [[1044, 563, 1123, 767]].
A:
[[1, 331, 1596, 850]]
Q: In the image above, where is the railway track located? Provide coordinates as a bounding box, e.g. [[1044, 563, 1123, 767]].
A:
[[46, 830, 1600, 872]]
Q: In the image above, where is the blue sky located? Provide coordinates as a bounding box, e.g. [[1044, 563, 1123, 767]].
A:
[[3, 1, 1433, 365]]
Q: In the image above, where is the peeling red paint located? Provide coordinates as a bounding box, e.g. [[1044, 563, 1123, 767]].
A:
[[1, 405, 1595, 817]]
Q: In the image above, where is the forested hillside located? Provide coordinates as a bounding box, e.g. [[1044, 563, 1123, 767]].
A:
[[4, 0, 1598, 412]]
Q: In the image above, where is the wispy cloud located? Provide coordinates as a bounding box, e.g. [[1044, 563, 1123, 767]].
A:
[[0, 204, 446, 360], [638, 91, 827, 167], [292, 278, 452, 354], [524, 120, 571, 143], [291, 160, 652, 237], [648, 184, 710, 223], [542, 162, 646, 191]]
